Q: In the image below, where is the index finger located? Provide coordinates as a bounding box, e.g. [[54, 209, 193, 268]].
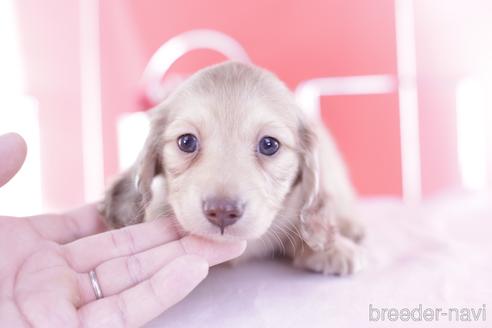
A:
[[26, 203, 107, 244], [63, 218, 182, 271]]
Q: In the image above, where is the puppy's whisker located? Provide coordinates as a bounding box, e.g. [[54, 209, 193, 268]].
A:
[[276, 219, 301, 241], [270, 224, 286, 257], [274, 221, 296, 257], [288, 222, 305, 255], [277, 224, 292, 257], [270, 223, 283, 255], [270, 215, 306, 256]]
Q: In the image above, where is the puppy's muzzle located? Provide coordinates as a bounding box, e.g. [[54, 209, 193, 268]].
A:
[[202, 197, 244, 234]]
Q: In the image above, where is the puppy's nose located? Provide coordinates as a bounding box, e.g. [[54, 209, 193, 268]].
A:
[[202, 197, 243, 234]]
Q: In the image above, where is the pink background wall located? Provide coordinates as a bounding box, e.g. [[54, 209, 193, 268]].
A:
[[99, 0, 401, 197], [12, 0, 492, 210], [15, 1, 85, 209]]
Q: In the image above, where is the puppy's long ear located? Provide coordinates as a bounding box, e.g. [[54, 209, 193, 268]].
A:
[[298, 121, 336, 251], [299, 123, 320, 214], [102, 112, 166, 228]]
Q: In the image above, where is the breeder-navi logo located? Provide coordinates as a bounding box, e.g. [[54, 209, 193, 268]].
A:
[[369, 304, 487, 322]]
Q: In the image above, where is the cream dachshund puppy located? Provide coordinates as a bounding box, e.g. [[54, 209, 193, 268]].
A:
[[102, 61, 365, 275]]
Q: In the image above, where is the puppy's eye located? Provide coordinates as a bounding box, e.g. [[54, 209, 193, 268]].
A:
[[258, 136, 280, 156], [177, 134, 198, 153]]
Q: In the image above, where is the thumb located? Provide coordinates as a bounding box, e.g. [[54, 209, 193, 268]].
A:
[[0, 133, 27, 188]]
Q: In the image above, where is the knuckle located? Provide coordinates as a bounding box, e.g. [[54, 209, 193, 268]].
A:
[[64, 214, 82, 240], [125, 254, 144, 286], [110, 229, 137, 255], [148, 276, 166, 307], [110, 230, 121, 250], [178, 237, 190, 255], [115, 294, 129, 327]]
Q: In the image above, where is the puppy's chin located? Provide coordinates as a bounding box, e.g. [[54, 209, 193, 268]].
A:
[[176, 216, 274, 242], [190, 230, 248, 243], [181, 225, 266, 242]]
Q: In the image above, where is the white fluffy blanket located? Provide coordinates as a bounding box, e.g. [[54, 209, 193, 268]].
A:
[[148, 193, 492, 327]]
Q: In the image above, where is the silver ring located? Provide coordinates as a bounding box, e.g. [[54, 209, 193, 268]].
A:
[[89, 270, 103, 299]]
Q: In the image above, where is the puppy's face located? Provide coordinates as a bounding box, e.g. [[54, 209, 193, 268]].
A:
[[104, 63, 315, 240], [156, 64, 303, 241]]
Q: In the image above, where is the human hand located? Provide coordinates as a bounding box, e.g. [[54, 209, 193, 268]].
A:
[[0, 133, 246, 327]]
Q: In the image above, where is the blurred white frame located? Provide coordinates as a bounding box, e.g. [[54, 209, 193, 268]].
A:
[[118, 29, 252, 170], [456, 77, 491, 191], [295, 75, 396, 120], [141, 29, 252, 105], [394, 0, 422, 204]]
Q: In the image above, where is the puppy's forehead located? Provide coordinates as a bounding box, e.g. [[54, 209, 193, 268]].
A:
[[166, 62, 300, 134]]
